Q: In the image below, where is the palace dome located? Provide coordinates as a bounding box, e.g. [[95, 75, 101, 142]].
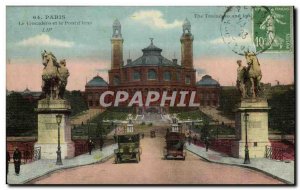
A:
[[197, 75, 220, 86], [86, 75, 108, 87], [124, 39, 180, 67]]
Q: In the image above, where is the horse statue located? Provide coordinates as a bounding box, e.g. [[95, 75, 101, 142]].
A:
[[242, 51, 262, 98], [57, 59, 69, 98], [41, 50, 69, 99]]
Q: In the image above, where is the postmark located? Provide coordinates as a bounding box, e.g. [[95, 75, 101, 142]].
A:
[[220, 6, 271, 56], [253, 6, 293, 53]]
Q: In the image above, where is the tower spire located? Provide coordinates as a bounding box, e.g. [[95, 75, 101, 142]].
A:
[[180, 17, 194, 69], [111, 19, 124, 69], [112, 18, 122, 38], [150, 38, 154, 45]]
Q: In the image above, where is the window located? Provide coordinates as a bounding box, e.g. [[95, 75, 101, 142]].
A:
[[176, 72, 180, 81], [133, 71, 141, 80], [114, 76, 120, 85], [185, 76, 191, 84], [163, 71, 171, 81], [148, 69, 157, 80], [94, 93, 99, 100]]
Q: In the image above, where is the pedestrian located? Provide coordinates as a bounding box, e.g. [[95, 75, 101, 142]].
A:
[[193, 134, 197, 144], [99, 138, 104, 151], [7, 151, 10, 175], [13, 147, 22, 175], [87, 138, 94, 155], [188, 135, 192, 145], [205, 137, 209, 152], [113, 133, 117, 143]]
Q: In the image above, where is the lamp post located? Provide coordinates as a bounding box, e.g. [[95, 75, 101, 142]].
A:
[[244, 112, 250, 164], [192, 121, 194, 132], [111, 121, 116, 134], [216, 120, 219, 140], [87, 119, 90, 139], [56, 114, 63, 165]]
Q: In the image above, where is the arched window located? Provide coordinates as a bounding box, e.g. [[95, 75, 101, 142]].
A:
[[185, 75, 191, 84], [163, 71, 171, 81], [133, 71, 141, 80], [148, 69, 157, 80], [114, 76, 120, 85]]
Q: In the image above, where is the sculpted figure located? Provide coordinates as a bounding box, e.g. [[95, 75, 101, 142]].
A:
[[236, 60, 246, 98], [245, 52, 262, 98], [41, 50, 69, 99], [58, 59, 70, 99], [236, 52, 263, 99]]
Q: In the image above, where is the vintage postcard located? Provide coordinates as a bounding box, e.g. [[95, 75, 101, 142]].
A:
[[6, 6, 295, 185]]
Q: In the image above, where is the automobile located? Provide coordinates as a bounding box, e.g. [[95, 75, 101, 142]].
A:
[[164, 131, 186, 160], [150, 130, 156, 138], [114, 134, 141, 163]]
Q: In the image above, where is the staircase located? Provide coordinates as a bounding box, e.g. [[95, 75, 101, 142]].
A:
[[135, 112, 170, 126]]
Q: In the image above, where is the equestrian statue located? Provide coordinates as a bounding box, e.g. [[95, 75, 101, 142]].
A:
[[236, 51, 262, 99], [41, 50, 69, 99]]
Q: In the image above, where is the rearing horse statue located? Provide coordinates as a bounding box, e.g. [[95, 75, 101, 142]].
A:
[[244, 51, 262, 98], [41, 50, 69, 99]]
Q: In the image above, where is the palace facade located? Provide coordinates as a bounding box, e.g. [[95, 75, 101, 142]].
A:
[[85, 19, 220, 111]]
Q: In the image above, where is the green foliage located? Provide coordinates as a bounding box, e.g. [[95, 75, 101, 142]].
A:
[[218, 87, 240, 119], [172, 109, 213, 124], [90, 107, 136, 122], [268, 88, 295, 134], [72, 121, 113, 139], [7, 90, 88, 137], [218, 86, 295, 135], [6, 92, 37, 136], [64, 90, 88, 116], [199, 124, 235, 140]]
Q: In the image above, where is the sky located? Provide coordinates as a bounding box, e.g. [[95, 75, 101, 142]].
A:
[[6, 6, 294, 91]]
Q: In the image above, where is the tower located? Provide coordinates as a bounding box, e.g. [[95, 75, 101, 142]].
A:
[[111, 19, 124, 69], [180, 18, 194, 69]]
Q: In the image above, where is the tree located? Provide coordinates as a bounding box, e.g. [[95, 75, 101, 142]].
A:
[[6, 92, 37, 136], [64, 90, 88, 116], [268, 88, 295, 135]]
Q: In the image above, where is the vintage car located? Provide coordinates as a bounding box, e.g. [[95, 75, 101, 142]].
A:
[[150, 130, 156, 138], [114, 134, 141, 163], [164, 131, 186, 160]]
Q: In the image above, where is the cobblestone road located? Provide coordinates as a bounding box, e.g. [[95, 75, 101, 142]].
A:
[[32, 135, 282, 184]]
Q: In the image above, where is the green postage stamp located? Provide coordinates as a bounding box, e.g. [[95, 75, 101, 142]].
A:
[[253, 6, 293, 52]]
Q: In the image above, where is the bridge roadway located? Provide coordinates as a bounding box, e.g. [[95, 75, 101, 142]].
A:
[[32, 130, 282, 184]]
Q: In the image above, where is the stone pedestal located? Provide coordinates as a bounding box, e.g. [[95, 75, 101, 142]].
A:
[[232, 99, 270, 158], [34, 99, 75, 159]]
